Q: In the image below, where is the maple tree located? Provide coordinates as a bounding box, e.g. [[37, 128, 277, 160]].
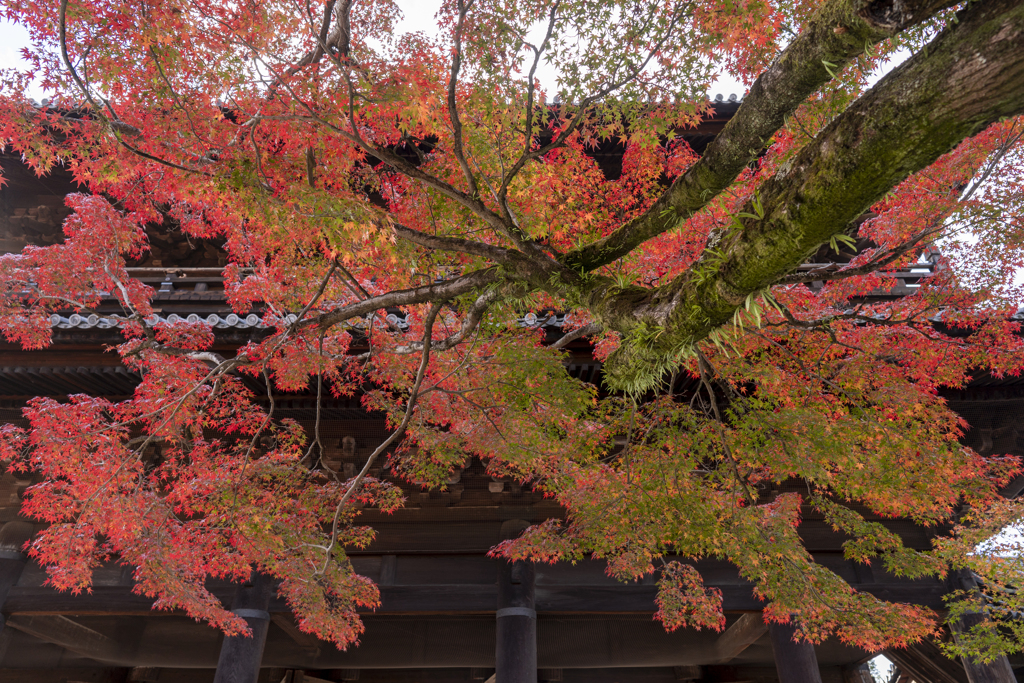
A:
[[1, 0, 1024, 660]]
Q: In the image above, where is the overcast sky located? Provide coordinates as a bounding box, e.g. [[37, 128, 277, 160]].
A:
[[0, 19, 30, 78], [0, 3, 748, 102]]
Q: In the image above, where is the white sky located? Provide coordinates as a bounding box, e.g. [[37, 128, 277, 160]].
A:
[[0, 3, 748, 101], [390, 0, 747, 99], [0, 19, 30, 78]]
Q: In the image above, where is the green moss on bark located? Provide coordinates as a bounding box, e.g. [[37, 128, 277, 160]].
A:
[[584, 0, 1024, 393], [562, 0, 961, 274]]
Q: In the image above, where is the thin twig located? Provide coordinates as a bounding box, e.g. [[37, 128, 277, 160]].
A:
[[317, 302, 444, 573], [696, 351, 757, 504], [447, 0, 479, 195]]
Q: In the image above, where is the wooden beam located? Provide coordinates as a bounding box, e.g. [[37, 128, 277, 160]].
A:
[[280, 673, 335, 683], [0, 667, 128, 683], [674, 665, 702, 680], [885, 638, 968, 683], [2, 580, 950, 616], [711, 613, 767, 663], [4, 585, 228, 615], [270, 613, 321, 657], [949, 571, 1016, 683], [5, 614, 121, 661], [768, 622, 822, 683]]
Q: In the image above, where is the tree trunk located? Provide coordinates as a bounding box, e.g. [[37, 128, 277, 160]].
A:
[[565, 0, 960, 272]]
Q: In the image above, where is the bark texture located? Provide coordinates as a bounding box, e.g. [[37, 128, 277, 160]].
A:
[[562, 0, 960, 273], [585, 0, 1024, 391], [304, 0, 1024, 398]]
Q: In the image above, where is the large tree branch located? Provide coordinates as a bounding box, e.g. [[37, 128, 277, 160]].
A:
[[391, 222, 519, 264], [293, 0, 340, 70], [308, 267, 503, 331], [390, 222, 574, 292], [561, 0, 959, 273], [550, 322, 604, 350], [354, 135, 533, 246], [582, 0, 1024, 391]]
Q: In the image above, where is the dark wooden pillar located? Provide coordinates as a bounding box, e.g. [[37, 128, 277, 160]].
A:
[[496, 519, 536, 683], [956, 612, 1016, 683], [0, 522, 34, 633], [768, 621, 823, 683], [213, 571, 275, 683], [497, 559, 536, 683], [952, 571, 1015, 683], [0, 549, 27, 633]]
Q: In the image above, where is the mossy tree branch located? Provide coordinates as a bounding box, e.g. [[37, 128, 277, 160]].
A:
[[310, 0, 1024, 397], [574, 0, 1024, 391], [561, 0, 959, 273]]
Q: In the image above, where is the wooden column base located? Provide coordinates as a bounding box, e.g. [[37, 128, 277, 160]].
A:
[[0, 547, 30, 634], [212, 572, 275, 683], [768, 621, 823, 683], [956, 614, 1016, 683], [497, 520, 537, 683], [496, 601, 537, 683]]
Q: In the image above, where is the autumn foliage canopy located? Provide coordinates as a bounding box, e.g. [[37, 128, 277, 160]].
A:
[[2, 0, 1024, 659]]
